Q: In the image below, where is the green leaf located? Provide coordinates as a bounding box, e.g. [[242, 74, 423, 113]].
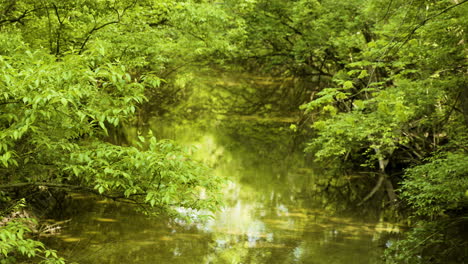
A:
[[99, 121, 108, 134], [343, 81, 354, 89], [358, 70, 368, 79]]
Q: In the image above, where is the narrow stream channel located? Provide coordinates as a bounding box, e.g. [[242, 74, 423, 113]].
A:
[[47, 120, 401, 263]]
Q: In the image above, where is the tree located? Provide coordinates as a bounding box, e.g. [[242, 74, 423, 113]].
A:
[[0, 1, 226, 262], [297, 0, 468, 262], [213, 0, 467, 262], [385, 152, 468, 263]]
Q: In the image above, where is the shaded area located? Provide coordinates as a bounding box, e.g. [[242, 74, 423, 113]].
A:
[[45, 121, 401, 263]]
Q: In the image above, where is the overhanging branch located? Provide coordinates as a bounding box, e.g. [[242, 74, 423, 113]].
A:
[[0, 182, 145, 204]]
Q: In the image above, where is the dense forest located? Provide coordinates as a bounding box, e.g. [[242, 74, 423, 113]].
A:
[[0, 0, 466, 263]]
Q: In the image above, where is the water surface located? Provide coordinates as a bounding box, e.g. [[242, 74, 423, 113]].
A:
[[49, 122, 400, 263]]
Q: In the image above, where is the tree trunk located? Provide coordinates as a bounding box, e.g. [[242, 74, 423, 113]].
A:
[[358, 147, 397, 205], [384, 178, 397, 203], [460, 84, 468, 127]]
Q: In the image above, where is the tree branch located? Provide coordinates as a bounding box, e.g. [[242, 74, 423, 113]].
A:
[[0, 182, 144, 204], [78, 0, 138, 54], [78, 20, 120, 54], [394, 0, 468, 53], [358, 173, 385, 206], [0, 8, 37, 25], [0, 100, 22, 106]]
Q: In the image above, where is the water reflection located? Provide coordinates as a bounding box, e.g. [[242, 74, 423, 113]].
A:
[[47, 121, 400, 263]]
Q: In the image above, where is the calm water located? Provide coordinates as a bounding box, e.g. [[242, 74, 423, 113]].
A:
[[48, 121, 400, 263]]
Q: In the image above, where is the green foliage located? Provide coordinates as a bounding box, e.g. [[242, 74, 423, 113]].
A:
[[0, 37, 144, 179], [292, 0, 466, 168], [382, 150, 468, 263], [0, 1, 229, 262], [63, 137, 223, 213], [401, 152, 468, 218], [0, 219, 65, 264], [0, 200, 65, 263], [0, 0, 466, 263], [298, 1, 467, 263], [0, 0, 247, 120], [0, 41, 223, 259], [383, 151, 468, 263], [384, 220, 467, 264], [0, 2, 224, 208], [217, 0, 467, 263]]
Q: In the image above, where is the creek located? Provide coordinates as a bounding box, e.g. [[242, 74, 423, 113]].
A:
[[47, 119, 401, 263]]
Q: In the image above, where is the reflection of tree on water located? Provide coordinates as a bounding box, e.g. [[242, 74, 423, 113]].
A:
[[43, 120, 400, 263], [201, 120, 401, 263], [216, 119, 390, 218], [46, 195, 215, 264]]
